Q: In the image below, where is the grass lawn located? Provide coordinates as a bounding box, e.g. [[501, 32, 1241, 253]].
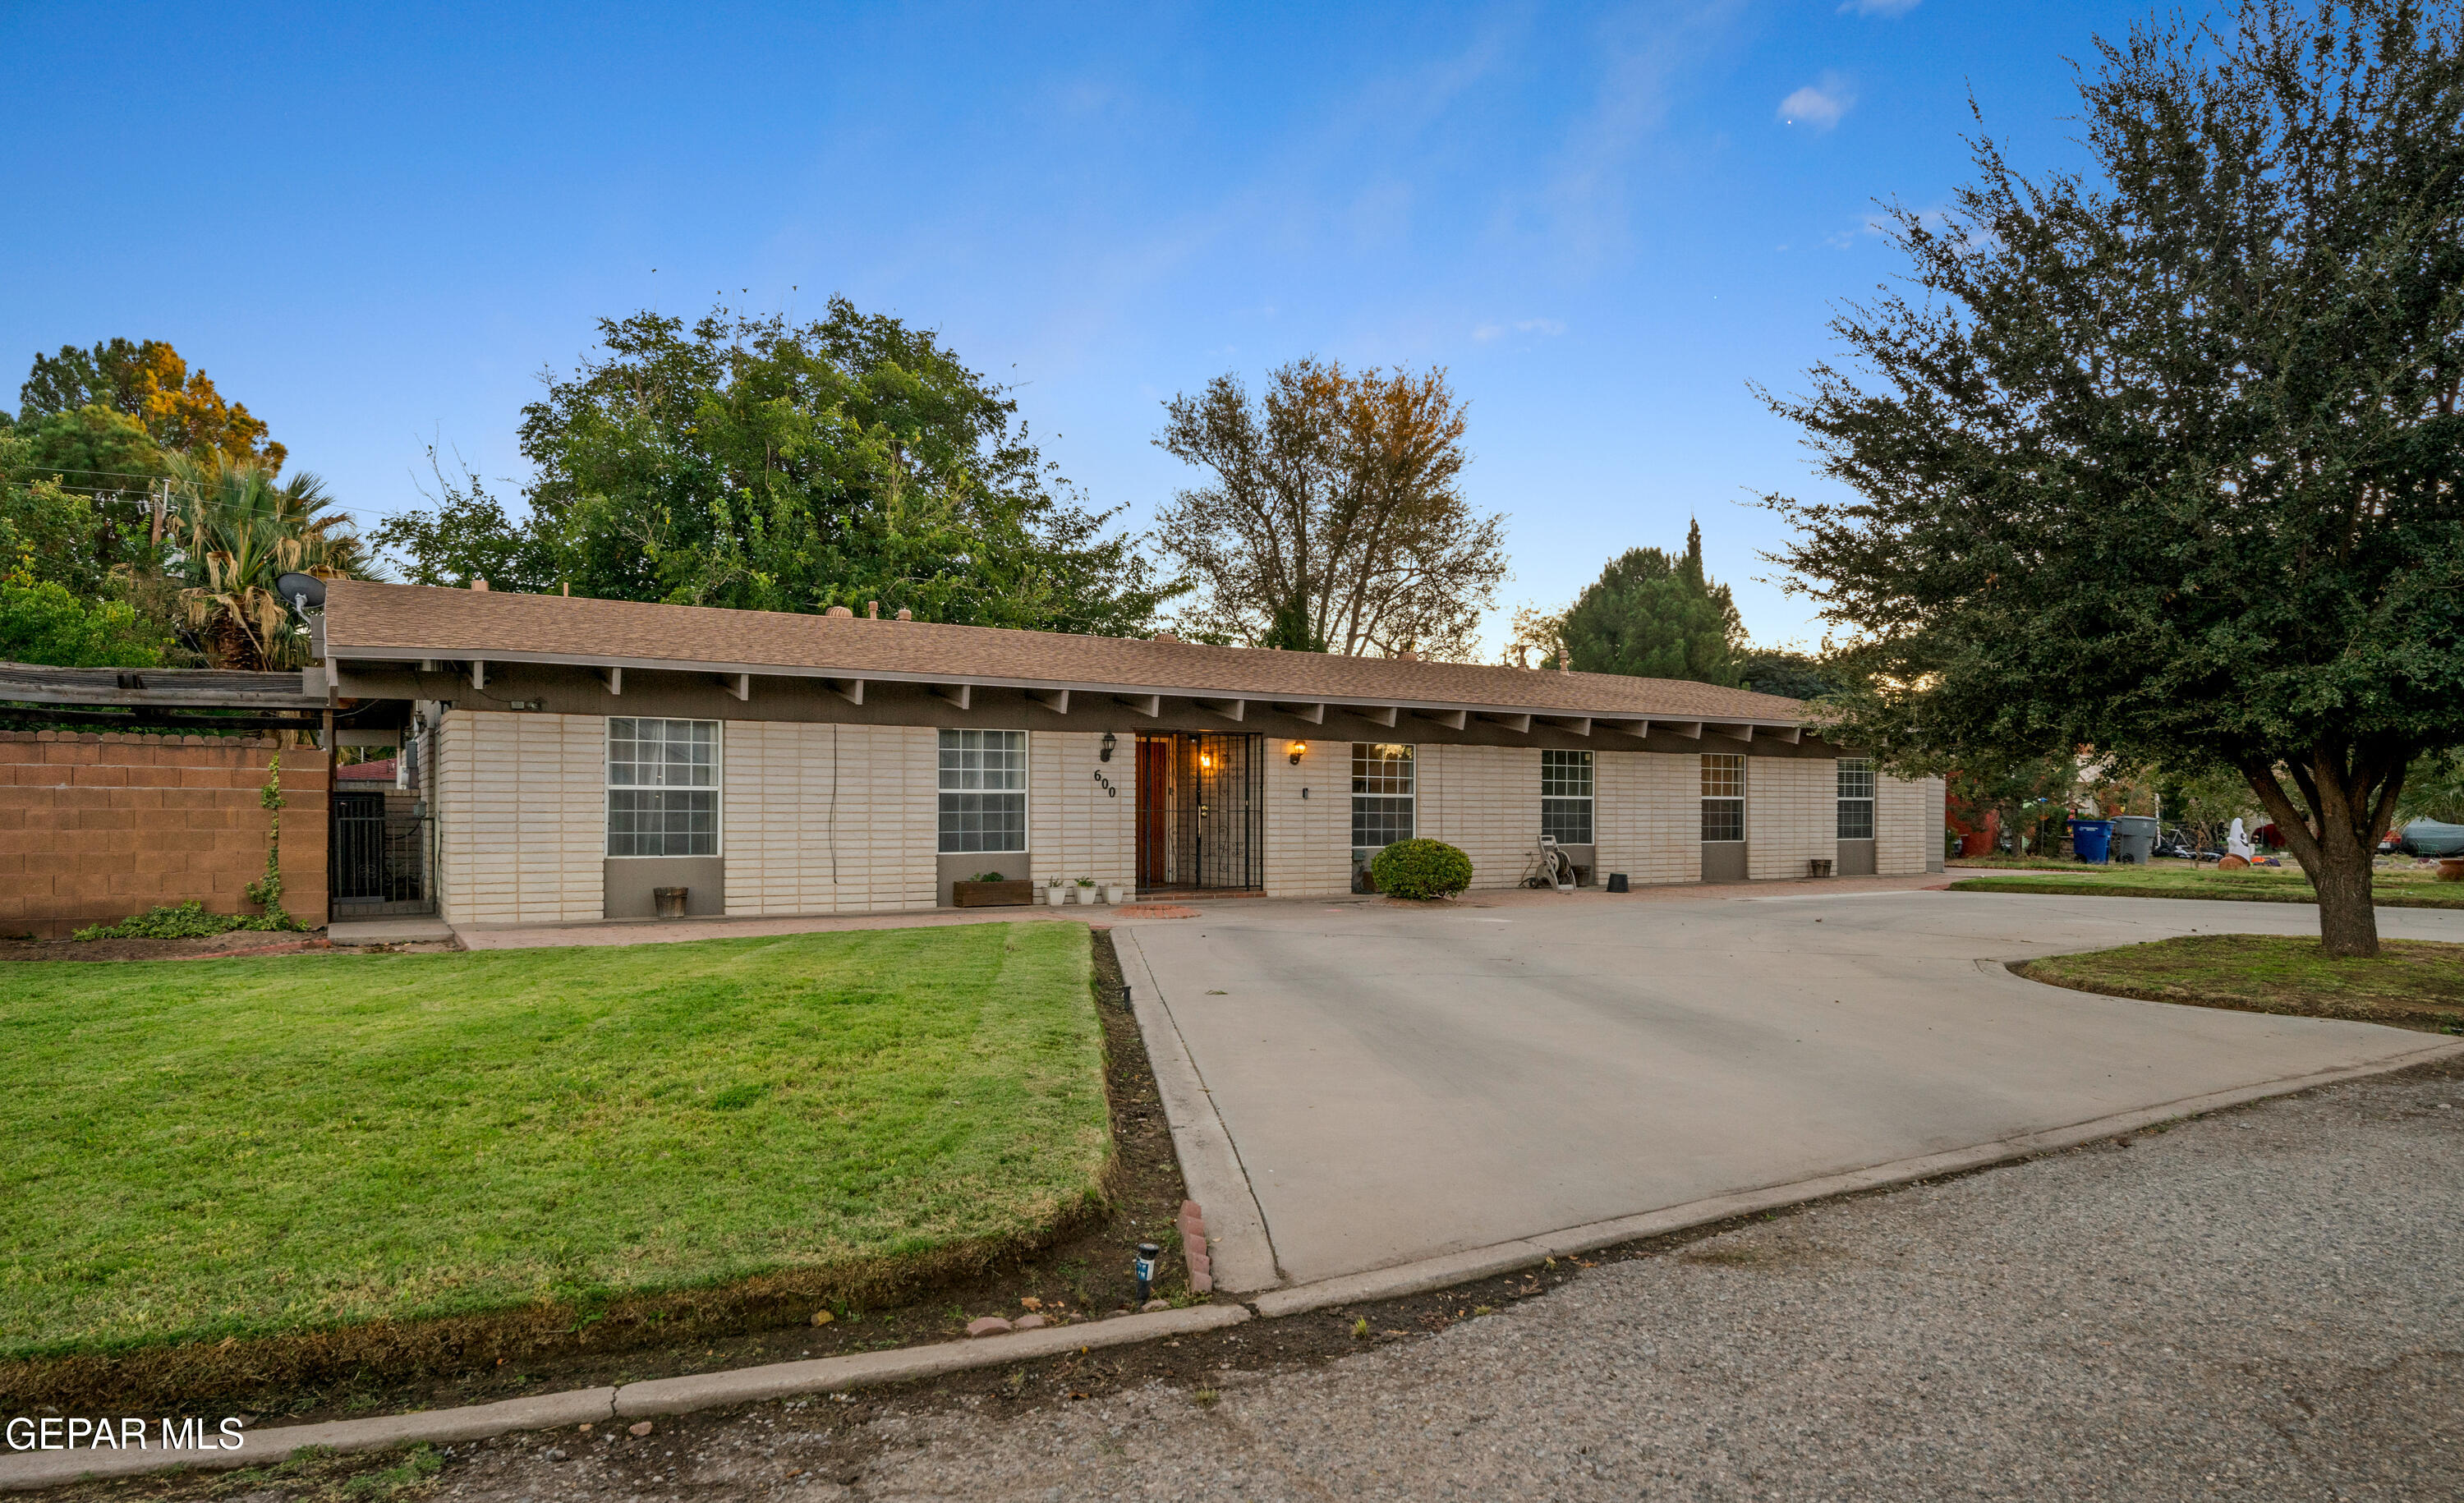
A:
[[1949, 861, 2464, 908], [2019, 934, 2464, 1033], [0, 923, 1109, 1364]]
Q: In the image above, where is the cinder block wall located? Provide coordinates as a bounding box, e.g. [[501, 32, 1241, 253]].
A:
[[1747, 756, 1838, 880], [1028, 729, 1135, 891], [1417, 743, 1542, 889], [0, 730, 328, 939], [1594, 750, 1700, 885], [1264, 735, 1349, 898], [1877, 774, 1944, 876], [434, 711, 605, 925], [722, 720, 936, 916]]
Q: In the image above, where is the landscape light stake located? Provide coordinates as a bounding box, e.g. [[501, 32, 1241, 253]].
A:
[[1134, 1242, 1161, 1303]]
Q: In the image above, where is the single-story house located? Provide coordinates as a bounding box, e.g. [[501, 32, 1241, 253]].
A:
[[311, 581, 1945, 926]]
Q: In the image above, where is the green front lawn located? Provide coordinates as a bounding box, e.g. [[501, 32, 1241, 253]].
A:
[[0, 924, 1110, 1363], [1950, 862, 2464, 908], [2019, 934, 2464, 1032]]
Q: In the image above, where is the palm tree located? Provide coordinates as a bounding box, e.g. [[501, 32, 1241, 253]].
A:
[[164, 454, 370, 669]]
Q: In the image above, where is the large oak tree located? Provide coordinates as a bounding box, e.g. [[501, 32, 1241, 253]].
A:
[[1764, 0, 2464, 956]]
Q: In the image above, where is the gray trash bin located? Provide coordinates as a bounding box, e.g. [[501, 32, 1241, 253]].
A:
[[2111, 816, 2159, 865]]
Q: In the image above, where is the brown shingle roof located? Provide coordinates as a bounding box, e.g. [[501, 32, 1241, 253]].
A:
[[322, 581, 1807, 723]]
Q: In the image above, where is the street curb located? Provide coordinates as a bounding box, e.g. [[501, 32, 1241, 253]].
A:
[[1250, 1034, 2464, 1318], [0, 1308, 1248, 1493], [1114, 929, 1280, 1294]]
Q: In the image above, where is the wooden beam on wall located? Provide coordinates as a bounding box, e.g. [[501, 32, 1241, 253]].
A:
[[1272, 701, 1327, 724], [723, 673, 752, 702], [1540, 715, 1592, 736], [1477, 712, 1533, 733], [931, 683, 972, 710], [1771, 724, 1802, 744], [823, 677, 864, 706], [1597, 718, 1651, 739], [468, 660, 486, 692], [1025, 687, 1072, 714], [1114, 693, 1162, 717], [599, 666, 623, 696], [1194, 696, 1247, 722], [1412, 707, 1469, 730], [1353, 704, 1400, 728], [1711, 723, 1754, 742], [1664, 720, 1704, 740]]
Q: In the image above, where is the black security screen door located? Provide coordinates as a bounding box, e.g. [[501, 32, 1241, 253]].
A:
[[1136, 733, 1264, 891]]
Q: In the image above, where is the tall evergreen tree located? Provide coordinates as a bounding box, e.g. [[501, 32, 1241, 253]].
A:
[[1558, 520, 1745, 683]]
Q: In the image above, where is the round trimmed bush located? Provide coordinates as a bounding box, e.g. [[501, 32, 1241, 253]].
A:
[[1368, 839, 1474, 900]]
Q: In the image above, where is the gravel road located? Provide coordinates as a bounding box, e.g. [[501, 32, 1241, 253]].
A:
[[434, 1058, 2463, 1501]]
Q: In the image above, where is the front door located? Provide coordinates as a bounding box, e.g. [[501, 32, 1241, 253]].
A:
[[1137, 735, 1174, 888]]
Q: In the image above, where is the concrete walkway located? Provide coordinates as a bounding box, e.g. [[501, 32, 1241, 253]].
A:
[[1121, 885, 2462, 1289]]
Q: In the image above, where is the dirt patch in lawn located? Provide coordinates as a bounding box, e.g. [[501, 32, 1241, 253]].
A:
[[0, 929, 1189, 1422], [2016, 933, 2464, 1033], [0, 931, 337, 963]]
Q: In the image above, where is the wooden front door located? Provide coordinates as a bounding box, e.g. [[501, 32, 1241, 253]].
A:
[[1137, 735, 1174, 888]]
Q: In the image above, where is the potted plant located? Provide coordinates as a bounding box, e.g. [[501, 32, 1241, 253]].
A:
[[952, 871, 1034, 908], [1073, 876, 1097, 903], [1045, 878, 1069, 907], [1103, 881, 1129, 904]]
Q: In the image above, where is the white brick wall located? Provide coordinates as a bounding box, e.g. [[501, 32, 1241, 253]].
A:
[[1748, 756, 1838, 880], [1877, 773, 1942, 876], [722, 721, 937, 915], [1417, 743, 1540, 890], [1595, 750, 1700, 885], [435, 710, 606, 925], [1029, 730, 1134, 889], [1264, 736, 1349, 899]]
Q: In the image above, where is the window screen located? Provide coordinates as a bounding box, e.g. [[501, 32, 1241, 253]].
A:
[[939, 729, 1027, 853], [1837, 757, 1876, 840], [1541, 748, 1593, 844], [1701, 753, 1745, 843], [608, 718, 719, 856], [1351, 742, 1414, 849]]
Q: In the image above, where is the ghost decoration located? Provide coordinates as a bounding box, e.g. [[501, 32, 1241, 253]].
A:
[[2227, 818, 2255, 861]]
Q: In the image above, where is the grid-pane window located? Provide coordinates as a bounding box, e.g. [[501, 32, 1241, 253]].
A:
[[608, 718, 719, 856], [1837, 757, 1876, 840], [1351, 743, 1414, 848], [1701, 753, 1745, 843], [1541, 748, 1593, 844], [938, 729, 1027, 853]]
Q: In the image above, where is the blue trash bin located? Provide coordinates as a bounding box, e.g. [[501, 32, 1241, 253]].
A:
[[2071, 819, 2113, 863]]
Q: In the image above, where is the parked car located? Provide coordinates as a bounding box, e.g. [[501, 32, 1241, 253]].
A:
[[2393, 819, 2464, 857]]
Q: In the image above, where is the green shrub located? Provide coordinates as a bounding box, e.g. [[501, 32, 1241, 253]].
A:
[[73, 900, 291, 942], [1369, 839, 1474, 900]]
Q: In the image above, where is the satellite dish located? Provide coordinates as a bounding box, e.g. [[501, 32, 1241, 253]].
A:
[[274, 572, 327, 610]]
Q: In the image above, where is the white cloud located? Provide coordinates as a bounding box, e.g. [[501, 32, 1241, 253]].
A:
[[1840, 0, 1919, 16], [1473, 318, 1566, 342], [1778, 72, 1856, 131]]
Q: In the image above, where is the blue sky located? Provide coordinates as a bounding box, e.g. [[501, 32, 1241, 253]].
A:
[[2, 0, 2150, 655]]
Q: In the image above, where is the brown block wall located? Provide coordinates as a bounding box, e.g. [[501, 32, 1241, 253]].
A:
[[0, 732, 329, 939]]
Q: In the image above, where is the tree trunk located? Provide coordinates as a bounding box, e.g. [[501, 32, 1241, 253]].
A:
[[2239, 748, 2405, 959]]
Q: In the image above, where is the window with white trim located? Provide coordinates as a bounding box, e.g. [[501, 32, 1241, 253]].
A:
[[608, 718, 719, 856], [1701, 753, 1745, 843], [938, 729, 1027, 853], [1351, 742, 1414, 849], [1541, 748, 1593, 844], [1837, 757, 1876, 840]]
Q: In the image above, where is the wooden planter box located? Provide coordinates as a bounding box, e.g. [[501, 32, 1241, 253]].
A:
[[952, 879, 1036, 908]]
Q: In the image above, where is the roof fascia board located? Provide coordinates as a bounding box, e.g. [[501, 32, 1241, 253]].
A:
[[327, 647, 1804, 726]]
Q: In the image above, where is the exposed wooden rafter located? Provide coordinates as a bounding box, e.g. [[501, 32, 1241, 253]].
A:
[[598, 666, 623, 696], [823, 677, 864, 706], [1413, 707, 1469, 730], [1540, 715, 1592, 737], [1271, 701, 1327, 724], [1114, 693, 1162, 718], [1352, 704, 1401, 728], [468, 660, 487, 692], [723, 673, 752, 702], [1193, 696, 1247, 721], [1025, 687, 1072, 714], [1476, 711, 1532, 733], [930, 683, 972, 710], [1710, 723, 1754, 742], [1597, 718, 1651, 739]]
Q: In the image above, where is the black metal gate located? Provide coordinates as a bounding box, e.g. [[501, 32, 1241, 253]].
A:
[[330, 792, 435, 918], [1137, 732, 1263, 892]]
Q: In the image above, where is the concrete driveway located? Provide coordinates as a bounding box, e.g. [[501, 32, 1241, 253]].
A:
[[1117, 885, 2462, 1289]]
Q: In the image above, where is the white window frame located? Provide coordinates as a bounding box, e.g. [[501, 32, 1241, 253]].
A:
[[1350, 742, 1415, 853], [606, 717, 722, 857], [1541, 748, 1593, 845], [1701, 752, 1745, 844], [1837, 757, 1877, 841], [937, 729, 1030, 855]]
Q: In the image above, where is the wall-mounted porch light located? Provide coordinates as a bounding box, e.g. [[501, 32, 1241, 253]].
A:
[[1100, 731, 1117, 762], [1288, 740, 1307, 765]]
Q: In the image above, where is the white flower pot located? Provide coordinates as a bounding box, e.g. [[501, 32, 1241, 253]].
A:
[[1045, 887, 1069, 907], [1072, 885, 1095, 903], [1104, 885, 1128, 904]]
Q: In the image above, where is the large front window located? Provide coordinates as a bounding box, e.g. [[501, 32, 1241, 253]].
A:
[[939, 729, 1027, 853], [1837, 757, 1876, 840], [608, 718, 719, 856], [1701, 753, 1745, 843], [1351, 742, 1415, 849], [1541, 748, 1593, 843]]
